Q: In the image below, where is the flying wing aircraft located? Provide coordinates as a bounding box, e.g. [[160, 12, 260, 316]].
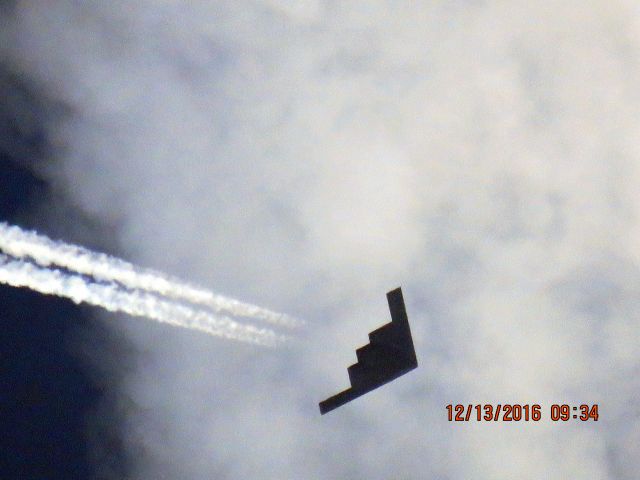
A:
[[319, 287, 418, 415]]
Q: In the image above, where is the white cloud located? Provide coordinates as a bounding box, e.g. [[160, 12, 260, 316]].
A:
[[4, 0, 640, 478]]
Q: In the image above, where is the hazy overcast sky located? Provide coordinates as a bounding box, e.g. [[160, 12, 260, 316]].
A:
[[3, 1, 640, 479]]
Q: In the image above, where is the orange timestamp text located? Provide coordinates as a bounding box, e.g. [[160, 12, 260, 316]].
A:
[[446, 404, 599, 422]]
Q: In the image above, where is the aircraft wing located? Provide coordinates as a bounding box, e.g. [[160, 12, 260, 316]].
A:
[[319, 287, 418, 415]]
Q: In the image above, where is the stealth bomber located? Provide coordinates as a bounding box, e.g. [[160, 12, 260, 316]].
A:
[[319, 287, 418, 415]]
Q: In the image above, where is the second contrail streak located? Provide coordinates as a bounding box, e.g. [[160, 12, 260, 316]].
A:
[[0, 254, 286, 346]]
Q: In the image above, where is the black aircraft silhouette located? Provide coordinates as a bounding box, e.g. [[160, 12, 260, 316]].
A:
[[319, 287, 418, 415]]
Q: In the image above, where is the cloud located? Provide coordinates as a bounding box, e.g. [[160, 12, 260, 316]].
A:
[[4, 0, 640, 478]]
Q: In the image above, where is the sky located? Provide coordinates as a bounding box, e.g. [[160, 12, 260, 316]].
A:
[[2, 1, 640, 479]]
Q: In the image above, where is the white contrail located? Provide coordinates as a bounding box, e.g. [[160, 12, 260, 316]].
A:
[[0, 254, 286, 347], [0, 222, 300, 328]]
